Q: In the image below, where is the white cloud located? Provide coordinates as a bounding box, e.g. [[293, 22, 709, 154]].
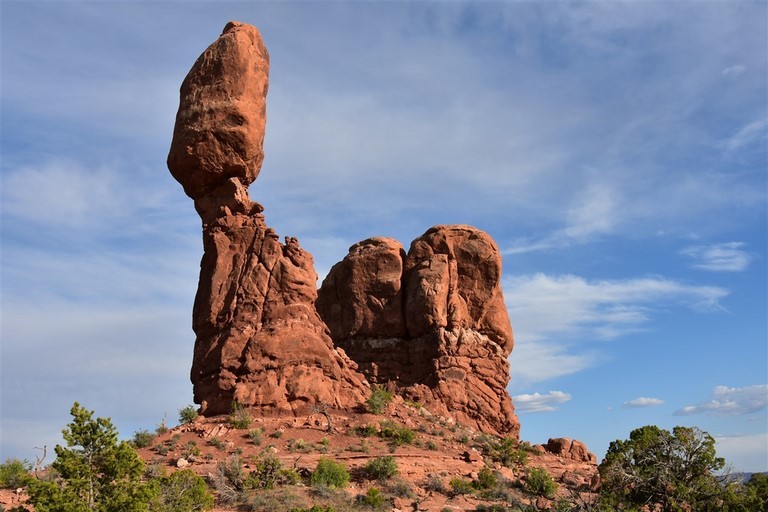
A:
[[512, 391, 572, 413], [715, 432, 768, 473], [680, 242, 753, 272], [676, 385, 768, 417], [721, 64, 746, 76], [721, 118, 767, 152], [623, 397, 665, 408], [504, 273, 728, 384]]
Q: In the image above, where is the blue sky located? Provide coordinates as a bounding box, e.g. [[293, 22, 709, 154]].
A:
[[1, 1, 766, 472]]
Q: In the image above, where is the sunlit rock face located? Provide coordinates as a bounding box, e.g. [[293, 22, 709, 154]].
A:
[[318, 225, 520, 437], [168, 21, 367, 416]]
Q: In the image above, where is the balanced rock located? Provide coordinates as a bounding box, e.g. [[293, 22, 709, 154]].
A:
[[169, 21, 367, 415], [168, 21, 270, 200], [317, 225, 520, 436]]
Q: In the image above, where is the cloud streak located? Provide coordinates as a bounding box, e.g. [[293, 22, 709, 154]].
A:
[[680, 242, 753, 272], [512, 391, 572, 413], [623, 397, 665, 408], [675, 385, 768, 416]]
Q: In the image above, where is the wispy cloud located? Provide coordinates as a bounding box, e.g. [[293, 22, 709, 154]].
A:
[[721, 119, 767, 152], [680, 242, 752, 272], [675, 385, 768, 417], [504, 273, 728, 384], [721, 64, 746, 76], [623, 397, 665, 408], [512, 391, 572, 413]]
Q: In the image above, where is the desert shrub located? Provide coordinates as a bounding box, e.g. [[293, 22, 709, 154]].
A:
[[473, 466, 498, 490], [425, 440, 438, 451], [151, 469, 214, 512], [366, 385, 393, 414], [182, 440, 201, 458], [131, 429, 156, 449], [358, 487, 385, 507], [154, 444, 169, 456], [525, 467, 557, 498], [245, 452, 298, 490], [248, 428, 263, 445], [155, 416, 169, 435], [178, 405, 198, 425], [289, 438, 309, 453], [247, 489, 302, 511], [207, 437, 225, 450], [290, 506, 335, 512], [212, 456, 246, 504], [310, 458, 349, 488], [348, 439, 370, 453], [378, 421, 415, 446], [363, 456, 398, 480], [424, 475, 445, 493], [487, 437, 528, 468], [352, 425, 377, 437], [0, 458, 32, 489], [386, 477, 414, 498], [270, 429, 284, 439], [227, 402, 252, 429], [449, 478, 474, 495]]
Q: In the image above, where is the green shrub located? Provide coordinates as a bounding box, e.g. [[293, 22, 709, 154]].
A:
[[246, 453, 283, 490], [290, 506, 336, 512], [207, 437, 225, 450], [487, 437, 528, 467], [182, 440, 201, 458], [386, 478, 414, 498], [270, 429, 284, 439], [0, 458, 32, 489], [151, 469, 214, 511], [248, 428, 263, 445], [289, 438, 309, 453], [212, 456, 246, 504], [227, 402, 252, 429], [366, 385, 393, 414], [131, 429, 156, 449], [424, 475, 444, 493], [363, 456, 398, 480], [473, 467, 497, 490], [310, 458, 350, 488], [352, 425, 377, 437], [155, 417, 169, 435], [378, 421, 415, 446], [525, 467, 557, 498], [359, 487, 384, 507], [425, 440, 438, 450], [449, 478, 474, 495], [178, 405, 198, 425]]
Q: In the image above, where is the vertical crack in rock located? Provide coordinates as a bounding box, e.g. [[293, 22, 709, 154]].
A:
[[168, 21, 367, 416]]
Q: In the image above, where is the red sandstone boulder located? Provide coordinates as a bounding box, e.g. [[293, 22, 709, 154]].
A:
[[169, 22, 367, 416], [317, 225, 519, 436], [543, 437, 597, 464], [168, 21, 270, 200]]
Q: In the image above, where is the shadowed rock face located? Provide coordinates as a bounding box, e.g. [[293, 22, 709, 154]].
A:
[[168, 21, 367, 416], [317, 225, 520, 437]]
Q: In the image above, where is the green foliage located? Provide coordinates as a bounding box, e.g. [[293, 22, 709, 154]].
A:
[[310, 458, 350, 488], [181, 441, 201, 459], [352, 425, 377, 437], [363, 456, 398, 480], [366, 386, 393, 414], [212, 456, 246, 504], [227, 402, 252, 429], [358, 487, 384, 507], [599, 425, 725, 511], [206, 437, 225, 450], [722, 473, 768, 511], [130, 430, 156, 449], [177, 406, 197, 425], [377, 421, 415, 447], [473, 467, 498, 490], [248, 428, 263, 445], [424, 475, 444, 493], [486, 437, 528, 468], [27, 402, 156, 512], [386, 477, 413, 498], [150, 469, 213, 512], [0, 458, 32, 489], [449, 478, 474, 495], [244, 453, 299, 490], [525, 467, 557, 498], [290, 506, 335, 512]]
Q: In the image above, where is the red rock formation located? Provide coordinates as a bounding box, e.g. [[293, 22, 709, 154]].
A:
[[542, 437, 597, 464], [317, 225, 520, 436], [168, 21, 367, 416]]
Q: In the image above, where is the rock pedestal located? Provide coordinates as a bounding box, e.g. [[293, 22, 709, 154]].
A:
[[168, 21, 366, 415]]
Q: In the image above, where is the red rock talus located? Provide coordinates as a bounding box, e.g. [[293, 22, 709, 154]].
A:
[[317, 225, 520, 436], [169, 22, 366, 415]]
